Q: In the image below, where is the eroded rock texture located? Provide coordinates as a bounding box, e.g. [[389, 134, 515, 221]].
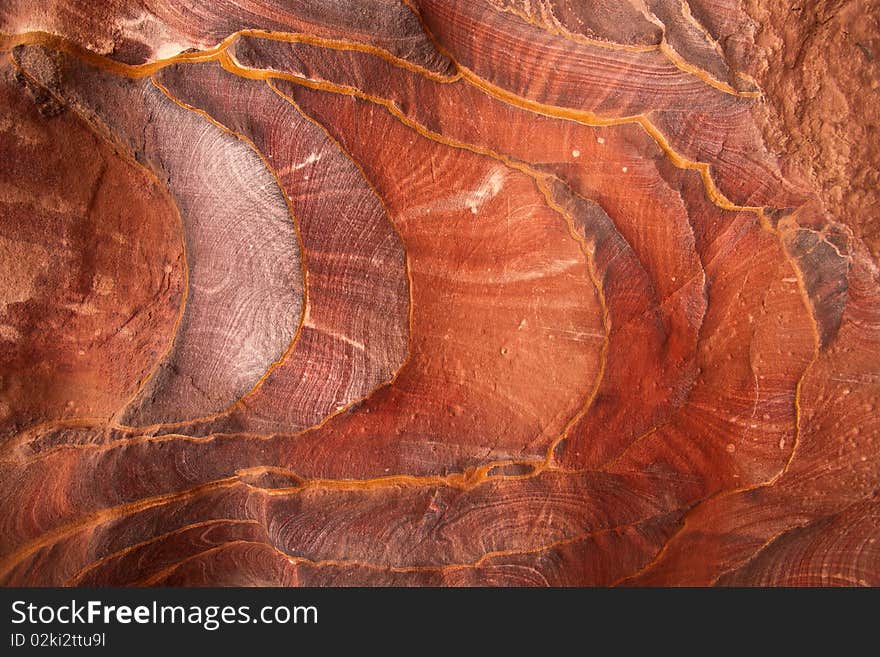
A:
[[0, 1, 877, 586]]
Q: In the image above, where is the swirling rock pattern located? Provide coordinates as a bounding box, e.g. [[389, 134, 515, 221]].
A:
[[0, 1, 877, 587]]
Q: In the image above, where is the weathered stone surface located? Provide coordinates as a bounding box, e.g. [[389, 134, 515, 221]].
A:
[[0, 1, 877, 586]]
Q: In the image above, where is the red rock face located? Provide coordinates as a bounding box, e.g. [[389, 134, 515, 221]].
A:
[[0, 2, 877, 586]]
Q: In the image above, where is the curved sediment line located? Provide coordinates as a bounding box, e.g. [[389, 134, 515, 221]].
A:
[[607, 256, 822, 585], [530, 178, 611, 467], [66, 506, 684, 585], [2, 463, 675, 582], [131, 511, 664, 583], [7, 35, 817, 480], [6, 37, 821, 499], [5, 46, 409, 439], [282, 103, 602, 444], [404, 0, 759, 97], [678, 0, 724, 52], [4, 49, 193, 435], [127, 75, 311, 428], [257, 79, 418, 430], [708, 489, 880, 586], [234, 50, 820, 481], [3, 28, 776, 229], [0, 30, 238, 77], [0, 478, 241, 582], [65, 518, 263, 585], [267, 71, 610, 472], [0, 28, 458, 83], [2, 13, 837, 587], [226, 49, 771, 236], [611, 355, 820, 586], [456, 64, 768, 215]]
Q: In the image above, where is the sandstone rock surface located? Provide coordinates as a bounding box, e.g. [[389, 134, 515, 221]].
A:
[[0, 0, 877, 586]]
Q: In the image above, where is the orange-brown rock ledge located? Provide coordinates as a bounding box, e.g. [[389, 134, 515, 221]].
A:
[[0, 0, 877, 587]]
